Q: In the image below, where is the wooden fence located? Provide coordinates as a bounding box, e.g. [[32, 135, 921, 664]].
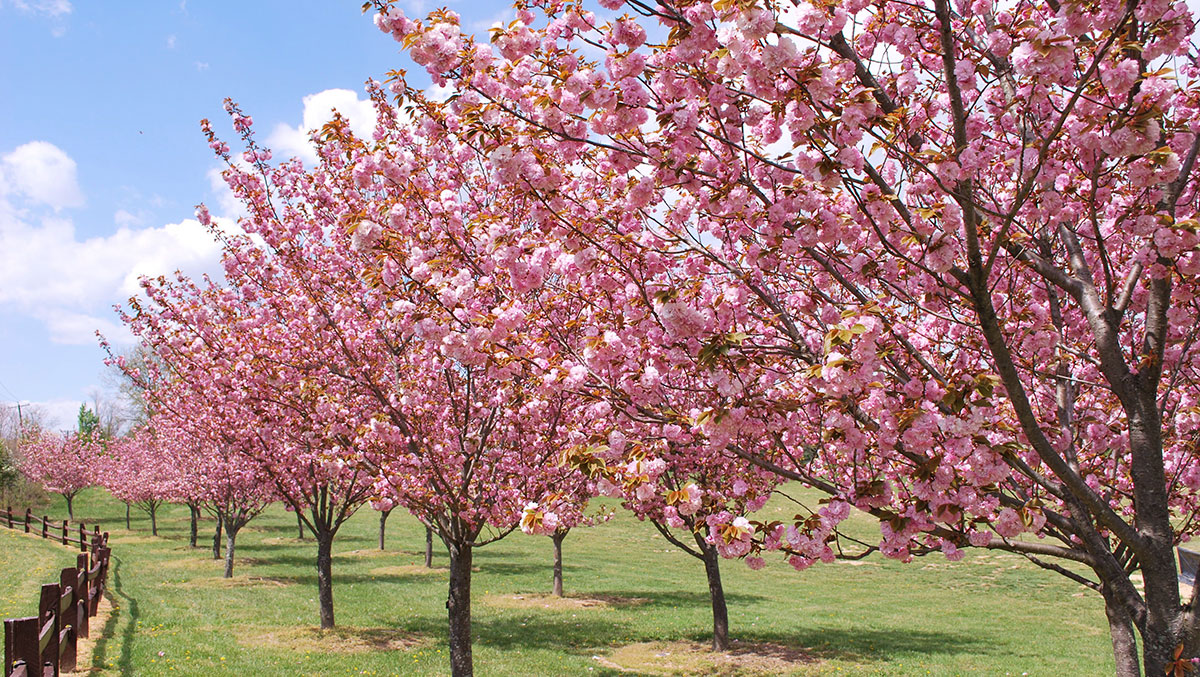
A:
[[1, 507, 111, 677]]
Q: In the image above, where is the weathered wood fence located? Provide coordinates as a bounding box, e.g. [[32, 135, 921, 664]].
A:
[[1, 507, 111, 677]]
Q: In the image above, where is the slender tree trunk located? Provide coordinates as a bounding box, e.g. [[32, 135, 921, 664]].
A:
[[446, 541, 474, 677], [1101, 584, 1142, 677], [700, 542, 730, 651], [551, 530, 566, 597], [425, 525, 434, 568], [378, 509, 391, 550], [316, 529, 335, 629], [188, 504, 199, 548], [149, 504, 158, 536], [124, 503, 130, 530], [224, 527, 238, 578], [1128, 405, 1179, 677], [297, 512, 305, 540], [65, 494, 74, 521], [213, 513, 223, 560]]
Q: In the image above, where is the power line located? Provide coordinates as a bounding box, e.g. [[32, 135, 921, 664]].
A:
[[0, 377, 18, 402]]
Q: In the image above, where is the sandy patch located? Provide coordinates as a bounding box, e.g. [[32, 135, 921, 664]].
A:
[[66, 594, 113, 674], [235, 626, 425, 654], [175, 575, 294, 589], [483, 593, 649, 610], [259, 536, 308, 546], [159, 557, 265, 571], [368, 564, 467, 577], [595, 640, 817, 676]]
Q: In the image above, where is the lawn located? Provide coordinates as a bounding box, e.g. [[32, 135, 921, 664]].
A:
[[0, 525, 83, 621], [2, 487, 1114, 675]]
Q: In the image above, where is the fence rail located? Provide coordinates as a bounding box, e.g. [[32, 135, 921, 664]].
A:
[[1, 507, 110, 677]]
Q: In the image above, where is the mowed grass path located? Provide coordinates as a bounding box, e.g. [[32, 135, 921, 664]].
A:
[[2, 488, 1114, 675]]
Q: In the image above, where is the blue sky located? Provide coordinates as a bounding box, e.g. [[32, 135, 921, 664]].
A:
[[0, 0, 510, 429]]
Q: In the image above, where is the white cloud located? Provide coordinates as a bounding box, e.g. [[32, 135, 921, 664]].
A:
[[0, 212, 227, 311], [41, 310, 132, 346], [0, 141, 84, 210], [267, 88, 378, 165], [29, 397, 84, 432], [0, 144, 236, 349], [166, 34, 177, 49], [7, 0, 71, 17], [195, 61, 209, 71], [426, 82, 454, 102], [113, 209, 145, 228]]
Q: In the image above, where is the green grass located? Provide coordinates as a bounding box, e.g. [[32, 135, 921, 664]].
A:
[[3, 487, 1115, 675], [0, 525, 83, 621]]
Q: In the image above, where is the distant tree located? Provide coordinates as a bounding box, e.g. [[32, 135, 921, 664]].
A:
[[76, 405, 101, 442], [100, 346, 157, 429], [0, 405, 49, 509], [19, 430, 99, 519], [0, 443, 17, 491]]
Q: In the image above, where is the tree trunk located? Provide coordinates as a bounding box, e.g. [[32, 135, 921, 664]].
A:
[[149, 504, 158, 537], [425, 525, 434, 568], [224, 527, 237, 578], [124, 502, 130, 530], [701, 543, 730, 651], [378, 509, 391, 550], [316, 530, 336, 629], [297, 512, 305, 540], [551, 530, 566, 597], [446, 541, 474, 677], [1127, 407, 1180, 677], [1101, 584, 1142, 677], [65, 494, 74, 521], [188, 504, 199, 548], [213, 513, 223, 560]]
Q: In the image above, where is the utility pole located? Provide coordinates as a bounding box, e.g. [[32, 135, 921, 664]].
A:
[[16, 402, 23, 427]]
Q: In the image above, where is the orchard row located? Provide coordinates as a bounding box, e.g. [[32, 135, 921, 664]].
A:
[[22, 0, 1200, 674]]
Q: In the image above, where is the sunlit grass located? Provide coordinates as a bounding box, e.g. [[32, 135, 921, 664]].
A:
[[2, 487, 1114, 675], [0, 526, 81, 620]]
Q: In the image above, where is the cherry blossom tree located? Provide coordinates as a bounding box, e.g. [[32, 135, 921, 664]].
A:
[[19, 430, 99, 519], [104, 340, 280, 578], [376, 1, 1200, 673], [519, 472, 610, 598], [100, 427, 180, 536], [116, 265, 376, 619], [165, 89, 608, 675], [574, 438, 776, 650]]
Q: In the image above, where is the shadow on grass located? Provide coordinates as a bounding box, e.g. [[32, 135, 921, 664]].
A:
[[268, 571, 427, 587], [724, 625, 994, 664], [576, 588, 768, 608], [89, 556, 140, 676]]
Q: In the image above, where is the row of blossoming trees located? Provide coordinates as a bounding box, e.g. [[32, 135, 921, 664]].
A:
[[34, 0, 1200, 674]]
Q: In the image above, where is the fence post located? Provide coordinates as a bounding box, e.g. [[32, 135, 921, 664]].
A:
[[61, 520, 68, 546], [4, 616, 40, 677], [75, 554, 89, 640], [41, 516, 48, 540], [78, 524, 86, 552], [88, 547, 110, 615], [5, 505, 11, 529], [24, 508, 31, 533], [38, 583, 59, 677], [57, 568, 76, 672]]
